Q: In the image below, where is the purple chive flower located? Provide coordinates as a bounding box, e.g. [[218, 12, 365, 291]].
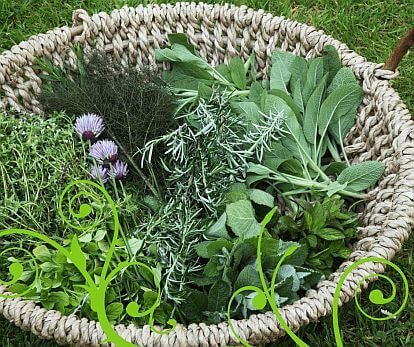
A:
[[90, 164, 109, 183], [74, 113, 105, 143], [89, 139, 118, 167], [109, 160, 129, 182]]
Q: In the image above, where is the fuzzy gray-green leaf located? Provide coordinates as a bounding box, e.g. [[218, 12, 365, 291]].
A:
[[317, 84, 363, 141], [303, 74, 328, 144], [337, 161, 385, 191], [327, 67, 358, 94], [270, 51, 295, 94]]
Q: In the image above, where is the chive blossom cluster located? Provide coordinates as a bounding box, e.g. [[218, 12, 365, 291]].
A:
[[74, 113, 128, 182]]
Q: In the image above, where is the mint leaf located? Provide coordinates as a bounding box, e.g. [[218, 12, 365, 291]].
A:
[[314, 228, 345, 240], [234, 264, 262, 290], [208, 280, 232, 312]]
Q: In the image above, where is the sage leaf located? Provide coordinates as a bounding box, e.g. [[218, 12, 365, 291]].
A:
[[167, 33, 196, 54], [234, 264, 262, 290], [303, 74, 328, 144], [226, 200, 262, 238], [290, 56, 308, 113], [238, 101, 261, 129], [328, 109, 358, 144], [303, 57, 324, 103], [268, 89, 302, 121], [292, 82, 305, 114], [270, 51, 295, 93], [327, 67, 357, 94], [249, 81, 265, 106], [229, 56, 247, 89], [323, 45, 342, 84], [281, 106, 311, 165], [208, 280, 232, 311], [317, 84, 363, 141], [337, 161, 385, 191]]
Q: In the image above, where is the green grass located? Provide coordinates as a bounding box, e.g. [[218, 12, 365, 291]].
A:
[[1, 0, 413, 346]]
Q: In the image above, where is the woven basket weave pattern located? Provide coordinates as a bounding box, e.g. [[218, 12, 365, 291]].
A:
[[0, 3, 413, 346]]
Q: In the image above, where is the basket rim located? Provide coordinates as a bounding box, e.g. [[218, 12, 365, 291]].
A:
[[1, 2, 413, 346]]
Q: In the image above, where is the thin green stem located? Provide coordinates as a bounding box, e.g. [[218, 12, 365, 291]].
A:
[[326, 137, 342, 162]]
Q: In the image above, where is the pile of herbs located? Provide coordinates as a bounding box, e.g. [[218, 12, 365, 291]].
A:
[[1, 34, 385, 327]]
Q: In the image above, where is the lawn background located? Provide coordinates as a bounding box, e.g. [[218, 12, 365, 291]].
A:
[[0, 0, 413, 346]]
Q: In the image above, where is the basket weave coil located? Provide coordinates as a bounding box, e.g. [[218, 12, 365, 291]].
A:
[[0, 2, 413, 346]]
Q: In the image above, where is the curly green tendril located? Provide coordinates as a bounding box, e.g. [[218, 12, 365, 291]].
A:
[[227, 208, 409, 347], [0, 180, 176, 347]]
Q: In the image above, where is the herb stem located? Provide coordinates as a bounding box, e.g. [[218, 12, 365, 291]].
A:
[[326, 137, 342, 162], [268, 172, 365, 199]]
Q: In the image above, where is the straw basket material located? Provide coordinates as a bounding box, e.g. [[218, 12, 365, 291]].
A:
[[0, 3, 413, 346]]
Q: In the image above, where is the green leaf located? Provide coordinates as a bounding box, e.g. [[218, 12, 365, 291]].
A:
[[249, 81, 265, 106], [226, 200, 261, 238], [40, 262, 60, 273], [323, 161, 347, 176], [229, 56, 247, 89], [33, 245, 51, 262], [195, 239, 233, 258], [328, 107, 359, 144], [314, 228, 345, 240], [128, 238, 143, 256], [198, 82, 213, 99], [317, 84, 363, 141], [268, 89, 302, 121], [203, 256, 222, 278], [302, 57, 324, 103], [323, 45, 342, 84], [234, 264, 262, 290], [278, 159, 304, 176], [106, 302, 124, 322], [303, 74, 328, 144], [247, 163, 274, 176], [208, 280, 232, 312], [167, 33, 196, 54], [206, 213, 229, 239], [292, 83, 305, 114], [215, 63, 233, 83], [248, 189, 274, 207], [238, 101, 261, 129], [289, 56, 308, 113], [78, 233, 92, 243], [70, 234, 86, 271], [270, 51, 295, 94], [327, 67, 357, 94], [182, 289, 208, 321], [337, 161, 385, 191], [281, 106, 311, 164]]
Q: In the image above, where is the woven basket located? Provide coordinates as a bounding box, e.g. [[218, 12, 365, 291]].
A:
[[1, 3, 413, 346]]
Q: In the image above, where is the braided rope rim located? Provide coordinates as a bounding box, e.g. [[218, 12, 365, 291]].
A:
[[1, 3, 413, 346]]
